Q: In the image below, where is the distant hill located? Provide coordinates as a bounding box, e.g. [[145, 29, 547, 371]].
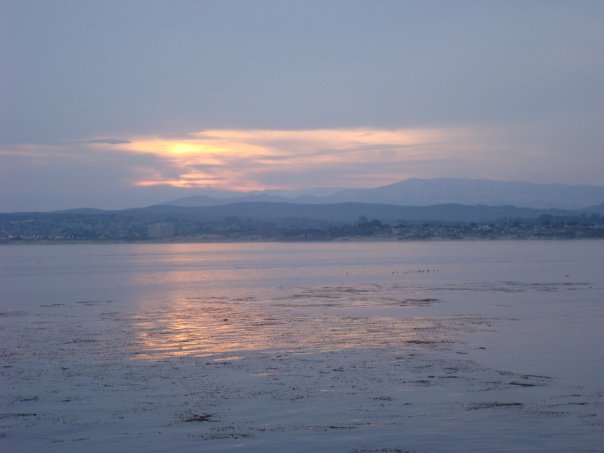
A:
[[168, 193, 293, 207], [584, 202, 604, 215], [319, 178, 604, 209], [129, 202, 567, 223], [1, 202, 569, 223], [162, 178, 604, 210]]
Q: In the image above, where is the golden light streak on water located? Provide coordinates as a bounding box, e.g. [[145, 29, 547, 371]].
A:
[[128, 286, 444, 361]]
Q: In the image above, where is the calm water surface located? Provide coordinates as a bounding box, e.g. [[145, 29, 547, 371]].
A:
[[1, 240, 603, 452], [3, 239, 602, 302]]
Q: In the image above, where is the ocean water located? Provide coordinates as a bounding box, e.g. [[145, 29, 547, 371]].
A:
[[1, 240, 603, 452]]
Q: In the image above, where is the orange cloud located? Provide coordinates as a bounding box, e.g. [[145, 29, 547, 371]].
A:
[[93, 127, 474, 190]]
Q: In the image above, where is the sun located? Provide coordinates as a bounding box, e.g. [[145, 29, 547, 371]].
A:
[[165, 142, 204, 156]]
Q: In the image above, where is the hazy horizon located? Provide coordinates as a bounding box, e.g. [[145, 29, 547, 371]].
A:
[[2, 1, 603, 211], [2, 176, 604, 213]]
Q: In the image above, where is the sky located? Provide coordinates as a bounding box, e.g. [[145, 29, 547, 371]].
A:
[[1, 0, 603, 211]]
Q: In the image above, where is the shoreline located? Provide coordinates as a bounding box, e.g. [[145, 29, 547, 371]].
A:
[[2, 236, 604, 245]]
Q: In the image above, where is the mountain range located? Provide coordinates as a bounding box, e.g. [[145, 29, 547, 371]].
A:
[[4, 178, 604, 241], [124, 202, 579, 224], [160, 178, 604, 210]]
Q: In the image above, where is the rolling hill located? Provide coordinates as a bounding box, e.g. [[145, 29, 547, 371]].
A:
[[162, 178, 604, 210]]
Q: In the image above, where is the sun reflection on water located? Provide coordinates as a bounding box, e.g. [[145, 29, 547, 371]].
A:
[[128, 285, 445, 360]]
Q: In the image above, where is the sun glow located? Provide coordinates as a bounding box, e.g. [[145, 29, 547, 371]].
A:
[[87, 127, 475, 190], [166, 142, 206, 155]]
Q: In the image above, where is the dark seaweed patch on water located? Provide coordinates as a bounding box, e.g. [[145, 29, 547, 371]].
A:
[[0, 311, 27, 317], [466, 402, 524, 410], [510, 381, 539, 387], [0, 413, 38, 418], [75, 300, 113, 306], [429, 281, 590, 293], [65, 338, 99, 344], [277, 285, 441, 309], [180, 412, 215, 423]]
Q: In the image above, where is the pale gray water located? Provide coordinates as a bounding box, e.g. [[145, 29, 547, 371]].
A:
[[1, 241, 603, 452]]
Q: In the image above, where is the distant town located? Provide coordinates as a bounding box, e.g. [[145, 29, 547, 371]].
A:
[[2, 203, 603, 243]]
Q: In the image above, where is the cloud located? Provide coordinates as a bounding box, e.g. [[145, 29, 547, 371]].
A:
[[5, 127, 484, 203], [80, 138, 132, 145], [2, 124, 602, 212], [93, 127, 478, 190]]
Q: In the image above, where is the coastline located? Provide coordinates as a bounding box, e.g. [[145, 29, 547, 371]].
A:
[[2, 235, 604, 245]]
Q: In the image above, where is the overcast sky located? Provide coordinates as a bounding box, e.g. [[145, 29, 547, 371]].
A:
[[1, 0, 603, 211]]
